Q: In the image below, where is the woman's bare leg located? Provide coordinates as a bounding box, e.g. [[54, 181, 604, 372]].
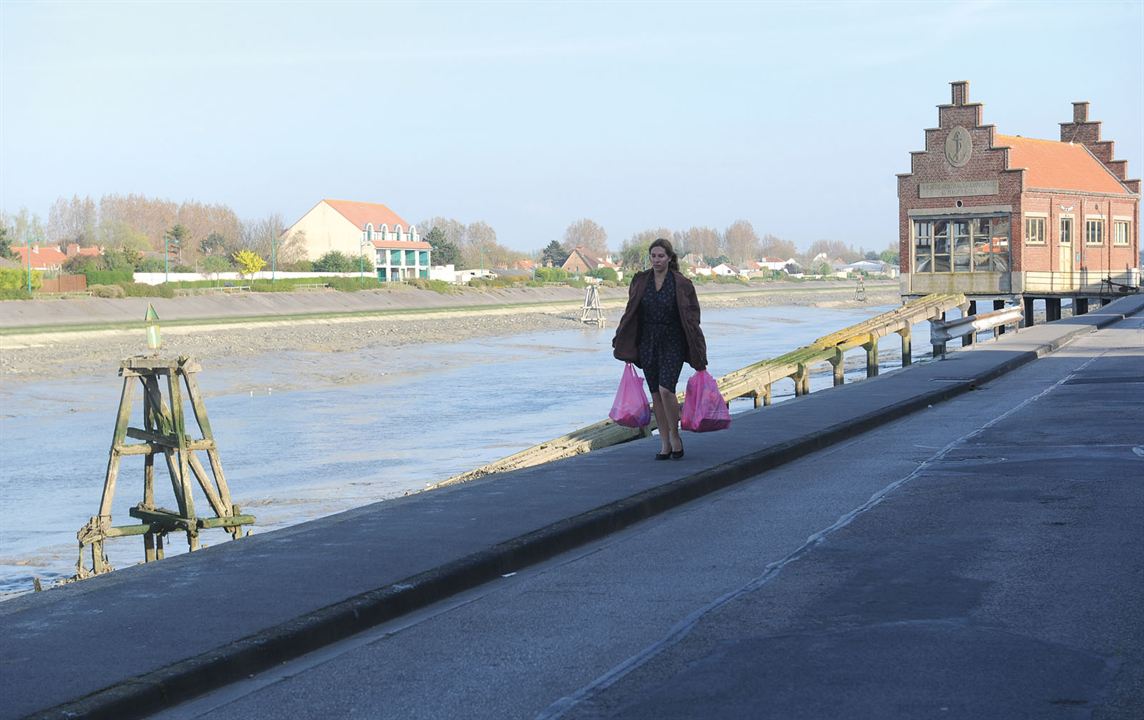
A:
[[657, 386, 682, 452], [651, 394, 671, 454]]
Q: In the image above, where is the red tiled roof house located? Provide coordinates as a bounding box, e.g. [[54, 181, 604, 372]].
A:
[[561, 247, 623, 279], [11, 243, 102, 271], [282, 199, 431, 281], [898, 81, 1139, 311]]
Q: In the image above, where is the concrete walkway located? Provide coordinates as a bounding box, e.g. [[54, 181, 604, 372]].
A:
[[3, 294, 1141, 720]]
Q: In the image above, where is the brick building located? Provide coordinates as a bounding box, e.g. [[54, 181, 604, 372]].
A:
[[898, 81, 1139, 319]]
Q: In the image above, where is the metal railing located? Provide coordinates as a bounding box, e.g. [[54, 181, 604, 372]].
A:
[[1021, 270, 1140, 294], [930, 305, 1023, 355]]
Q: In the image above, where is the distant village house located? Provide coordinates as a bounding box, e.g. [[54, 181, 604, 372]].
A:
[[281, 199, 431, 282], [11, 243, 102, 271], [561, 246, 623, 280]]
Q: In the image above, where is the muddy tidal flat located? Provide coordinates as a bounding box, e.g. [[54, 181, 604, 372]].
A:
[[0, 282, 899, 383]]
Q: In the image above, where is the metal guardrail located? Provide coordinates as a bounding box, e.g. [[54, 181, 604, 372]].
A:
[[430, 293, 967, 488], [930, 305, 1023, 354]]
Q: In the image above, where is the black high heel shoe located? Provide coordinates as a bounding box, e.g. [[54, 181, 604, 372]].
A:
[[655, 452, 671, 461], [670, 448, 685, 460]]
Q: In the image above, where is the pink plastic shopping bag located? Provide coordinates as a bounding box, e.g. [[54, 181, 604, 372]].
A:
[[609, 363, 651, 428], [680, 370, 731, 432]]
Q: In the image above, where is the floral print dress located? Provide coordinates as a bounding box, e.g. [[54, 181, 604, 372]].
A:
[[638, 271, 686, 394]]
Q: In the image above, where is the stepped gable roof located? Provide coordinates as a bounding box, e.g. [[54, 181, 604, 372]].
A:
[[324, 199, 412, 231], [995, 135, 1130, 195]]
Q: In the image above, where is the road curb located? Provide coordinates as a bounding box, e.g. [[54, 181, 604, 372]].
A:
[[27, 299, 1142, 720]]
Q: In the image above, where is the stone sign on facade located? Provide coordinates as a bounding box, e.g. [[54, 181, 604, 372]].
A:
[[944, 126, 972, 167], [918, 180, 999, 198]]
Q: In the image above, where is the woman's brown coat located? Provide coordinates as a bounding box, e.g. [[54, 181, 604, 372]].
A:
[[611, 269, 708, 371]]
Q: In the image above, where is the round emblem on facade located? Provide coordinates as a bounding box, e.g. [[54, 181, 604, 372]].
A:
[[945, 126, 972, 168]]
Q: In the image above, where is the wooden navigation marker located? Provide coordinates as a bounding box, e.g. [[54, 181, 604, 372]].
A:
[[145, 304, 161, 350], [74, 355, 254, 579], [580, 283, 605, 327]]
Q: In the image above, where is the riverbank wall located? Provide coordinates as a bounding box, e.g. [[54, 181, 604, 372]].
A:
[[0, 280, 898, 331]]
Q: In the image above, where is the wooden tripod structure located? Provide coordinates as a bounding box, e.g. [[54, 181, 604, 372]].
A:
[[580, 284, 605, 326], [75, 355, 254, 579]]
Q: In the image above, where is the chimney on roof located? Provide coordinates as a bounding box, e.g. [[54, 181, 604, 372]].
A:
[[950, 80, 969, 106], [66, 243, 80, 257], [1072, 102, 1089, 123]]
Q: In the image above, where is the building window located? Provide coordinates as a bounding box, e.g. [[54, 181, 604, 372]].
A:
[[390, 249, 402, 265], [973, 217, 1010, 272], [953, 220, 971, 271], [405, 249, 416, 266], [1085, 219, 1104, 245], [1024, 217, 1046, 245], [915, 216, 1009, 274], [913, 221, 933, 273], [1059, 217, 1072, 245], [419, 250, 429, 265], [933, 221, 950, 272], [1113, 220, 1130, 246]]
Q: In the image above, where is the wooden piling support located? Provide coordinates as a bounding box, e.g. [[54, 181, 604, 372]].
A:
[[864, 337, 879, 378]]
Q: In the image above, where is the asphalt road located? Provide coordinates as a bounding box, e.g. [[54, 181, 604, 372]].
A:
[[152, 312, 1144, 719]]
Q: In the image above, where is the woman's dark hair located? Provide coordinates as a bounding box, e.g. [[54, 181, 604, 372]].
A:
[[649, 237, 679, 272]]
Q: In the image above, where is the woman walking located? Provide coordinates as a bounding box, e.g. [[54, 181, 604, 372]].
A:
[[612, 238, 707, 460]]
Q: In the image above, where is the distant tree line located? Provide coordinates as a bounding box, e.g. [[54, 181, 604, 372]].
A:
[[3, 196, 900, 279], [0, 195, 305, 274]]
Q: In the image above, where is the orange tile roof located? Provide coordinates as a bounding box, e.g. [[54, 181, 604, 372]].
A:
[[995, 135, 1129, 195], [12, 245, 68, 268], [324, 199, 413, 231], [371, 240, 431, 250]]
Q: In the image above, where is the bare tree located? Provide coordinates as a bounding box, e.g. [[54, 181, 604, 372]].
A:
[[679, 226, 721, 260], [417, 217, 466, 249], [807, 238, 860, 263], [562, 218, 608, 255], [240, 213, 303, 264], [760, 233, 798, 260], [47, 195, 98, 245], [99, 194, 178, 253], [723, 220, 760, 265], [3, 208, 47, 245], [620, 227, 674, 270], [463, 220, 498, 268]]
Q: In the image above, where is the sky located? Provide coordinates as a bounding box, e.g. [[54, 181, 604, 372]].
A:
[[1, 0, 1141, 254]]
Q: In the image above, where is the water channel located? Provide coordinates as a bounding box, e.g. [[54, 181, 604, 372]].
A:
[[0, 303, 935, 599]]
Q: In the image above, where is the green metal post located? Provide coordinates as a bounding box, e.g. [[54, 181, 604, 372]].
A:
[[25, 230, 32, 292]]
